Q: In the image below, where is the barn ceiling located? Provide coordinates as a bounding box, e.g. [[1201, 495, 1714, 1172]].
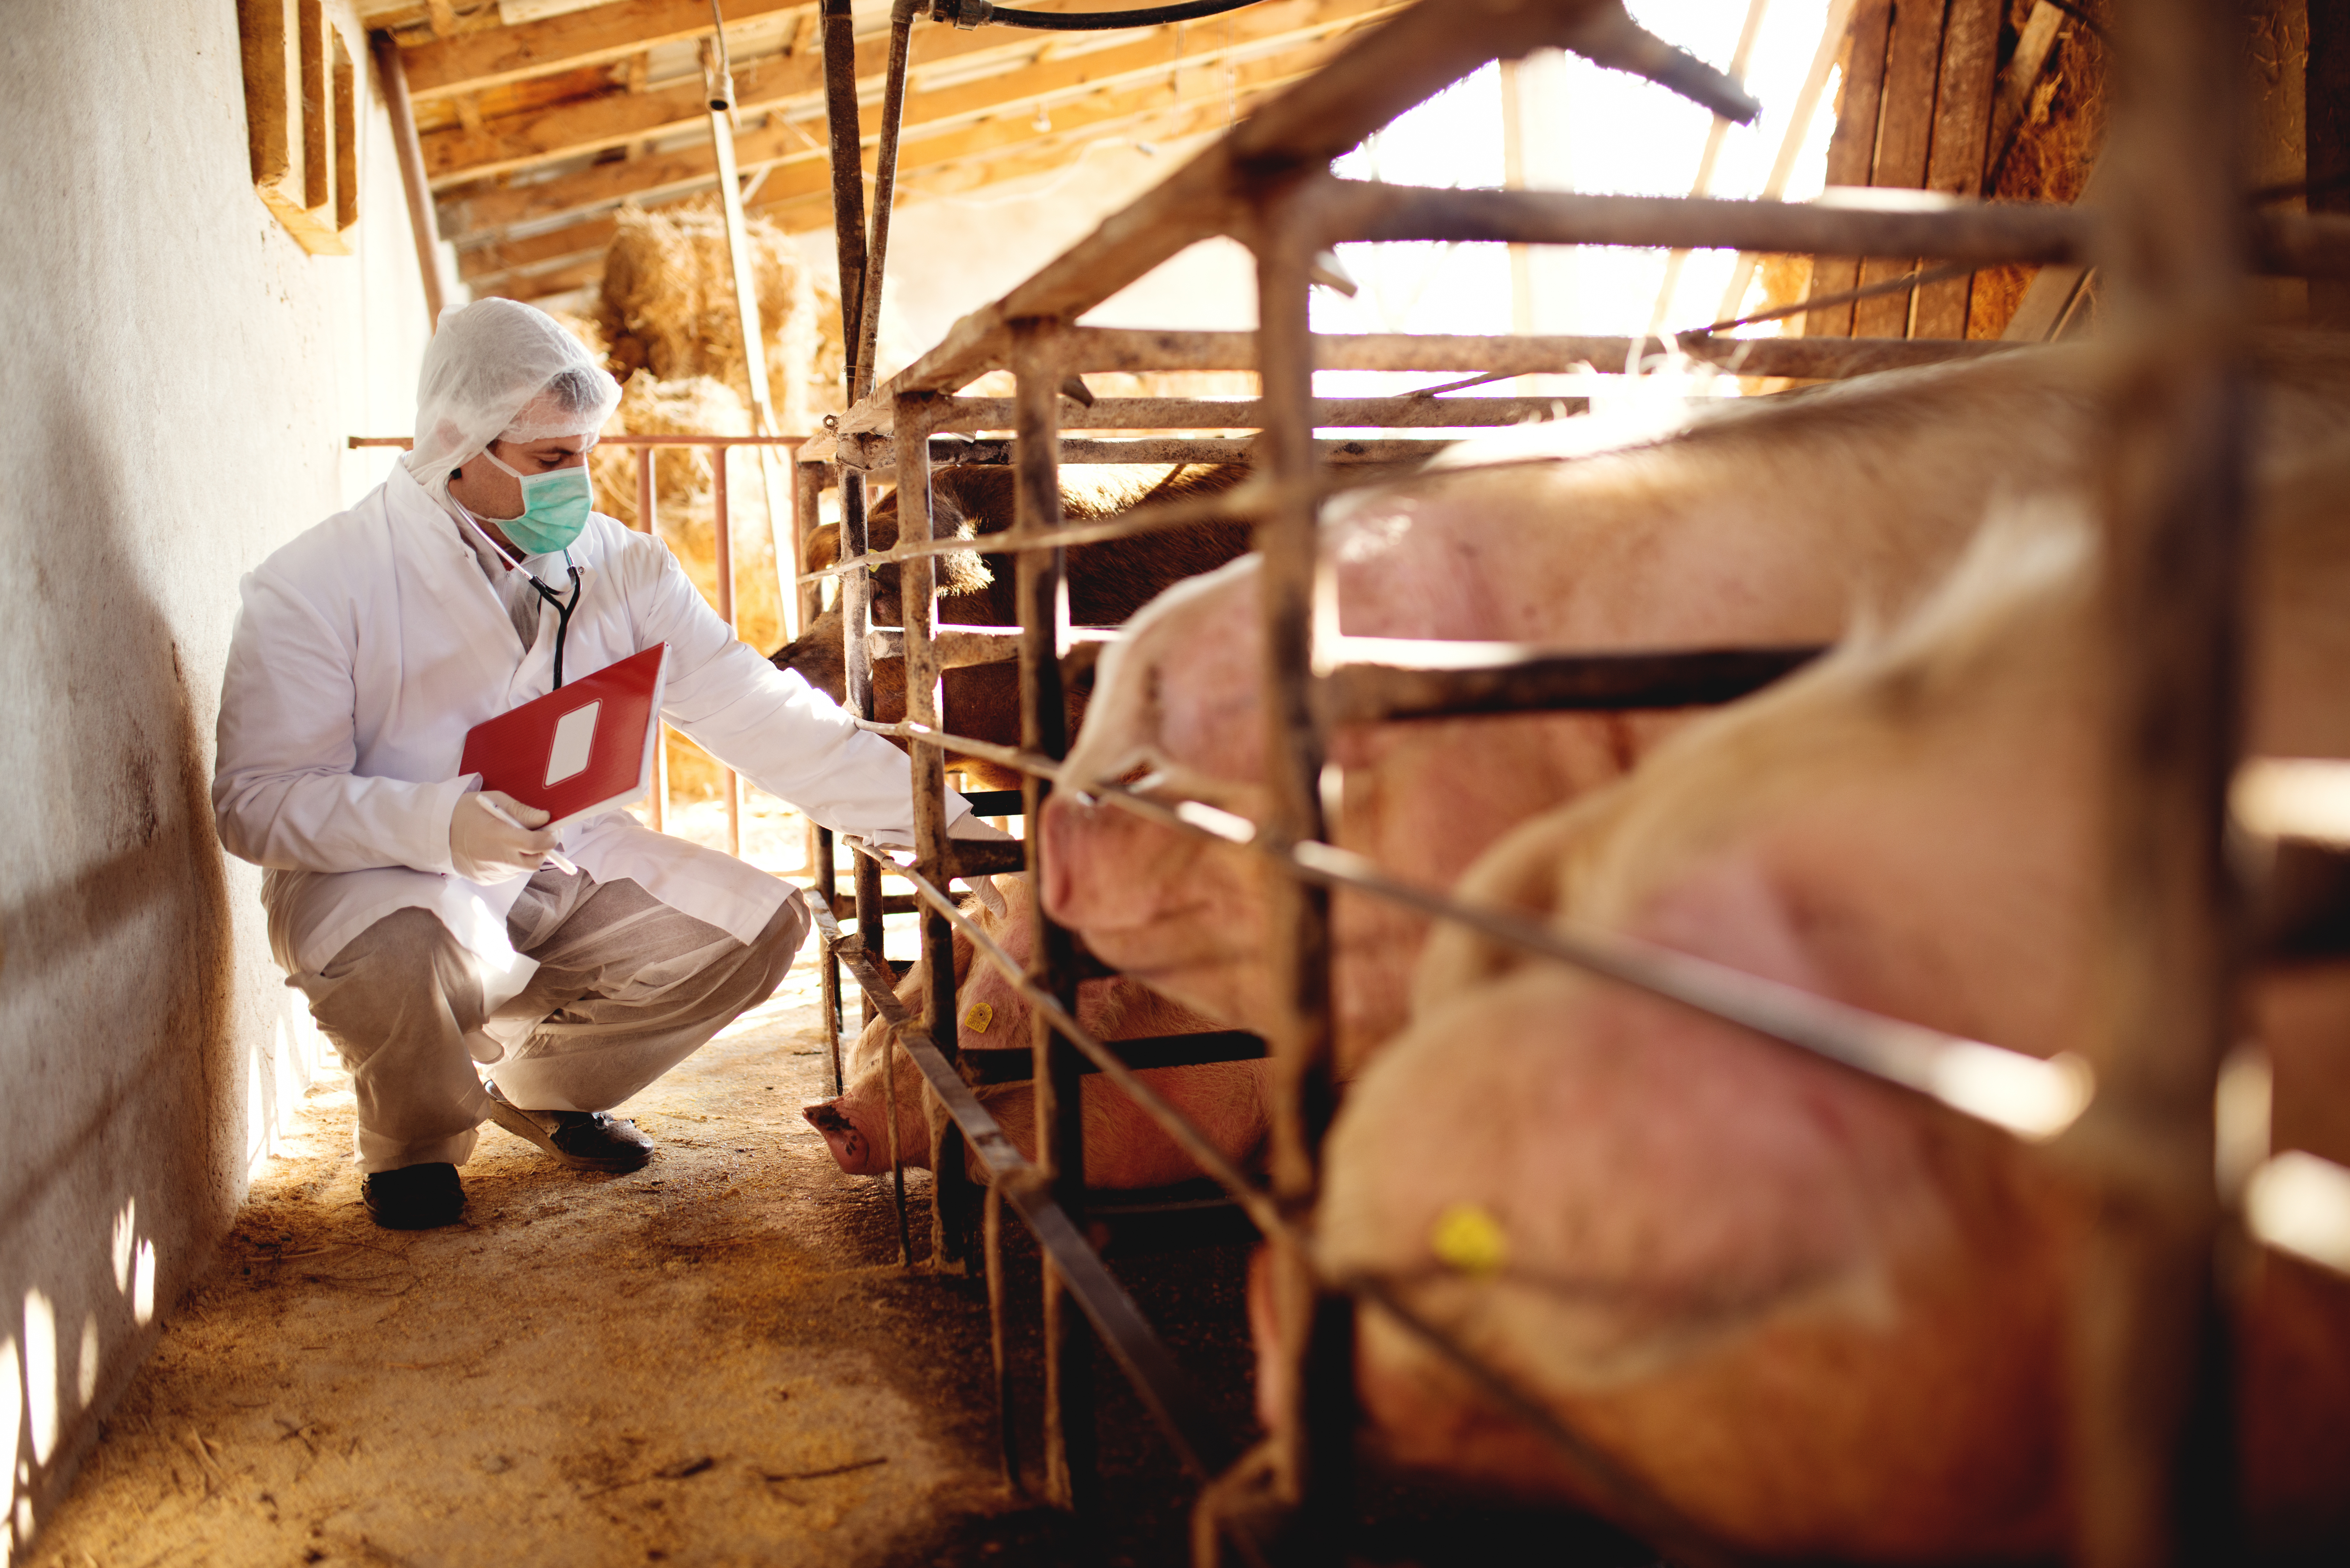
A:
[[360, 0, 1409, 302]]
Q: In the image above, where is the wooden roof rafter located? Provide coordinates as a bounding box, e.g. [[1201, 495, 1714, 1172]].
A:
[[427, 0, 1402, 196], [438, 8, 1392, 245]]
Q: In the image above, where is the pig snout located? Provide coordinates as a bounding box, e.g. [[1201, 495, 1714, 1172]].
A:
[[802, 1097, 879, 1175]]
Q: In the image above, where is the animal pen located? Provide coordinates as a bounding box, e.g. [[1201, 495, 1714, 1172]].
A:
[[366, 0, 2350, 1558], [768, 0, 2350, 1561]]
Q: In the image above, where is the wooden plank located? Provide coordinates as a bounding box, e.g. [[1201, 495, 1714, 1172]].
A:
[[1912, 0, 2003, 337], [423, 0, 1402, 187], [1806, 0, 1892, 335], [398, 0, 810, 98], [2312, 0, 2350, 325], [439, 31, 1350, 237], [1853, 0, 1948, 337]]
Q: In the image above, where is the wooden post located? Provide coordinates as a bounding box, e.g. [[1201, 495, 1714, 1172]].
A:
[[371, 30, 445, 328], [2067, 0, 2249, 1559], [1013, 318, 1096, 1515], [1254, 193, 1351, 1556], [1852, 0, 1950, 337]]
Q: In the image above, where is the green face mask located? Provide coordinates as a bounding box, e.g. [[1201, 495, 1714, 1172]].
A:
[[478, 448, 594, 555]]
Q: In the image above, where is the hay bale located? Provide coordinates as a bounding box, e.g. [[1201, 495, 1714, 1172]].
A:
[[589, 374, 749, 524], [595, 202, 823, 426]]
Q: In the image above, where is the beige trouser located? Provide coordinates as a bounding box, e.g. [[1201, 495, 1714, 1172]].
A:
[[293, 868, 807, 1172]]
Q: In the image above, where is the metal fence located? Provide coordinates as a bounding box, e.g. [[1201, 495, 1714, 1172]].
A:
[[787, 0, 2350, 1563]]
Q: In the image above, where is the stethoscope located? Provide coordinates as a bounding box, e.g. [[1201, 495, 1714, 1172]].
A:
[[525, 560, 583, 688], [454, 496, 584, 688]]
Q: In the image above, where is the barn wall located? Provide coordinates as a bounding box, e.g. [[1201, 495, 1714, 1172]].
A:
[[0, 0, 433, 1549]]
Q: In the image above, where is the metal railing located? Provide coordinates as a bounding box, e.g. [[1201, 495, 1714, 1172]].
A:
[[785, 0, 2350, 1563]]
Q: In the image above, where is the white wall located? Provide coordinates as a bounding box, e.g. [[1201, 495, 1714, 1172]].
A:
[[0, 2, 434, 1553]]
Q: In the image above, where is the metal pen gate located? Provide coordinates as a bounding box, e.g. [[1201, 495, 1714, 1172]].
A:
[[788, 0, 2350, 1562]]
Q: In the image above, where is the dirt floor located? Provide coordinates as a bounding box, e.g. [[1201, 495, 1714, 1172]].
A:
[[24, 800, 1661, 1568]]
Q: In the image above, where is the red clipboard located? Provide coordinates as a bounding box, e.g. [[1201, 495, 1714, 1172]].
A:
[[459, 645, 668, 831]]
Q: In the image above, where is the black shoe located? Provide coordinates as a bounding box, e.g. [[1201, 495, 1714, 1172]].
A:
[[484, 1083, 655, 1173], [362, 1163, 466, 1229]]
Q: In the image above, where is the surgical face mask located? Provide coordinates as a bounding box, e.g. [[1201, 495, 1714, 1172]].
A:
[[477, 447, 594, 555]]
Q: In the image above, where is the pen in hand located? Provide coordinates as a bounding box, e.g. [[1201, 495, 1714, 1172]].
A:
[[480, 797, 579, 876]]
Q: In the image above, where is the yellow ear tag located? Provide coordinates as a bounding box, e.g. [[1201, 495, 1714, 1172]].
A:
[[1429, 1203, 1508, 1277], [962, 1002, 994, 1035]]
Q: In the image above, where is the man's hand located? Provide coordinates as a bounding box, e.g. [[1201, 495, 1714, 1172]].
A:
[[450, 790, 561, 882]]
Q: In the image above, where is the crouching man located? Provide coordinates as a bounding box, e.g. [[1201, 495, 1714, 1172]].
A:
[[213, 299, 1001, 1229]]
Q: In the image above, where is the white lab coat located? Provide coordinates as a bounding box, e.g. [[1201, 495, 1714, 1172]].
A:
[[214, 461, 948, 1009]]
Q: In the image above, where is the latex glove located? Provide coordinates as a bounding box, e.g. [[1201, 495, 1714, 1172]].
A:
[[450, 790, 562, 883], [946, 812, 1015, 842]]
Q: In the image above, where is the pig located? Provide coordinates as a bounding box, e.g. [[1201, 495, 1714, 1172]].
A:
[[1300, 465, 2350, 1561], [801, 878, 1274, 1190], [1042, 340, 2350, 1073], [774, 463, 1254, 789]]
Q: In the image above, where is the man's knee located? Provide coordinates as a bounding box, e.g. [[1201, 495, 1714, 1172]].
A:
[[318, 906, 466, 984], [300, 907, 480, 1051]]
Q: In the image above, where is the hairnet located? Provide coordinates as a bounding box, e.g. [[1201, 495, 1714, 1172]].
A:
[[404, 298, 621, 501]]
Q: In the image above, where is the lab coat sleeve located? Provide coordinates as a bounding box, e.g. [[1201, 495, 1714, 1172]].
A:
[[212, 567, 470, 875], [629, 541, 970, 840]]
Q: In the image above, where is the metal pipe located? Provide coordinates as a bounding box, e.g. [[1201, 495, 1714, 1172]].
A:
[[985, 1179, 1020, 1490], [802, 886, 1238, 1481], [897, 390, 975, 1274], [2066, 0, 2251, 1554], [635, 449, 667, 835], [712, 444, 741, 860], [856, 0, 918, 400], [820, 0, 869, 394], [368, 32, 446, 331], [1252, 205, 1352, 1543], [1009, 318, 1097, 1515]]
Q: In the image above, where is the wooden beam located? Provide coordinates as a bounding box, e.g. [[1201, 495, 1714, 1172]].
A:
[[470, 86, 1277, 292], [1911, 0, 2002, 337], [764, 101, 1253, 229], [399, 0, 811, 99], [440, 31, 1352, 237], [748, 59, 1314, 226], [423, 0, 1401, 189], [1804, 0, 1891, 336], [1852, 0, 1948, 336]]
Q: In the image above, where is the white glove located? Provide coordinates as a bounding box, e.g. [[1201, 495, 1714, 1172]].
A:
[[946, 813, 1015, 842], [450, 790, 562, 883]]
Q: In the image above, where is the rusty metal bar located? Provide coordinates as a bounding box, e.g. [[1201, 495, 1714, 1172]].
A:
[[965, 1030, 1267, 1084], [1252, 197, 1353, 1550], [632, 449, 667, 834], [820, 432, 1450, 473], [984, 1178, 1020, 1490], [897, 389, 976, 1275], [820, 0, 868, 396], [804, 884, 1239, 1481], [1010, 317, 1098, 1514], [711, 443, 742, 860], [1318, 643, 1826, 724], [865, 623, 1117, 672], [2063, 0, 2250, 1557], [924, 396, 1591, 433], [855, 0, 917, 396]]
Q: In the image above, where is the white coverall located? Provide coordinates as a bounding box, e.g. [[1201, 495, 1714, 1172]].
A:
[[214, 459, 960, 1168]]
